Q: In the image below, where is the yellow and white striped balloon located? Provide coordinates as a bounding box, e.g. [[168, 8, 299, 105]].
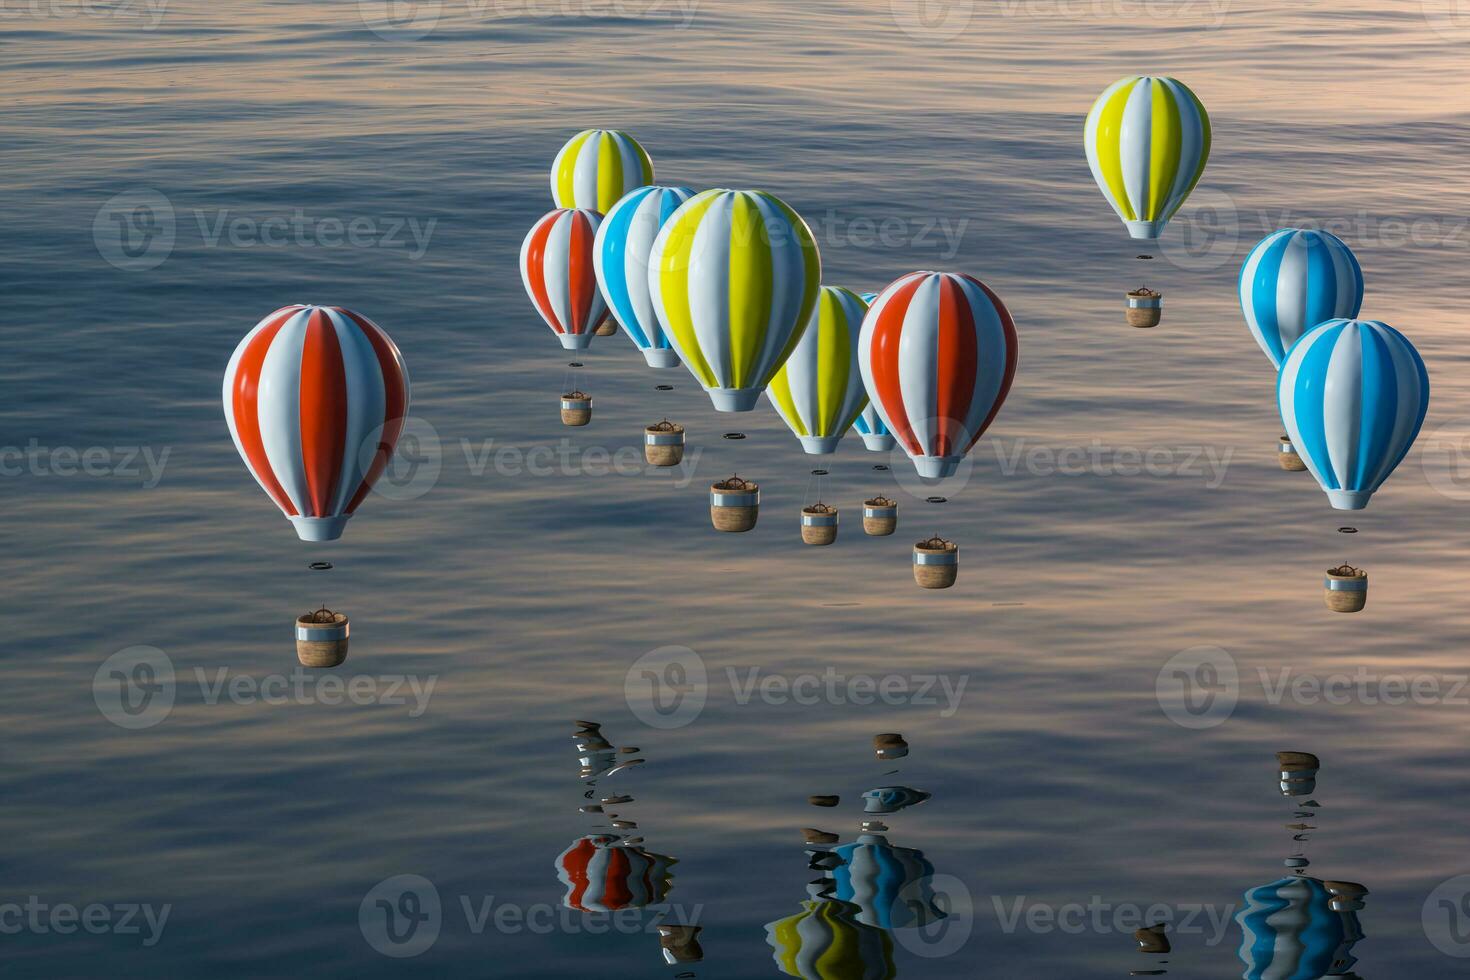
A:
[[648, 189, 822, 412], [550, 130, 655, 214], [1084, 76, 1211, 241], [767, 286, 870, 454]]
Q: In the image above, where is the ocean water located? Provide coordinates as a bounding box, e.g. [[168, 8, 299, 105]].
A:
[[4, 1, 1470, 976]]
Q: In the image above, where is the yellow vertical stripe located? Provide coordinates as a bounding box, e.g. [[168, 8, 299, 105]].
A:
[[655, 192, 720, 388], [1095, 78, 1140, 222], [1147, 82, 1182, 221], [595, 133, 623, 213], [765, 367, 806, 435], [814, 289, 846, 432], [631, 135, 655, 185], [554, 130, 592, 208], [727, 193, 774, 388]]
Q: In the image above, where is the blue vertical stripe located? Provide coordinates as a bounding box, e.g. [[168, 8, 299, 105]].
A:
[[1286, 321, 1346, 490], [1354, 325, 1397, 490]]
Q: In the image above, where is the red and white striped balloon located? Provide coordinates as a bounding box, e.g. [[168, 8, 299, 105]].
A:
[[223, 305, 410, 542], [521, 208, 609, 350], [555, 835, 676, 912], [858, 272, 1018, 479]]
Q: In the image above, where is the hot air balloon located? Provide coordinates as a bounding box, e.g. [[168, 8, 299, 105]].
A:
[[765, 897, 896, 980], [853, 292, 896, 451], [555, 835, 676, 912], [1240, 230, 1364, 369], [766, 285, 870, 454], [551, 129, 655, 214], [858, 272, 1018, 479], [1236, 875, 1366, 980], [223, 305, 410, 542], [521, 208, 610, 350], [1278, 319, 1430, 510], [593, 185, 696, 368], [831, 834, 943, 930], [1084, 76, 1211, 240], [648, 189, 821, 412]]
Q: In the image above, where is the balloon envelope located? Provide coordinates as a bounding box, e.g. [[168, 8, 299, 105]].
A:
[[223, 305, 410, 542], [593, 185, 696, 368], [521, 208, 610, 350], [853, 292, 895, 451], [1084, 75, 1211, 240], [765, 898, 895, 980], [550, 129, 654, 214], [648, 189, 821, 411], [766, 285, 870, 454], [1237, 876, 1364, 980], [1240, 229, 1364, 369], [858, 272, 1018, 478], [555, 835, 675, 912], [831, 835, 943, 930], [1278, 318, 1429, 510]]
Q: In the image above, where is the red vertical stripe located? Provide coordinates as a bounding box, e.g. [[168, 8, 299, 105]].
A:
[[341, 310, 409, 515], [567, 211, 597, 336], [866, 274, 926, 456], [934, 276, 979, 458], [525, 213, 563, 333], [598, 846, 635, 910], [560, 838, 596, 911], [298, 310, 349, 517], [968, 275, 1019, 446], [230, 308, 299, 516]]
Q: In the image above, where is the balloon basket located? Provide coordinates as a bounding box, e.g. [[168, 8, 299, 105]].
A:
[[657, 925, 704, 965], [710, 477, 759, 532], [594, 320, 618, 337], [1126, 288, 1162, 328], [1276, 751, 1319, 796], [1324, 565, 1367, 613], [800, 504, 839, 546], [296, 608, 349, 668], [1279, 436, 1308, 471], [863, 497, 898, 536], [913, 536, 958, 589], [561, 392, 592, 426], [644, 421, 685, 467]]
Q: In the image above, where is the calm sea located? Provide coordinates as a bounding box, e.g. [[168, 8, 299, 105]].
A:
[[5, 1, 1470, 976]]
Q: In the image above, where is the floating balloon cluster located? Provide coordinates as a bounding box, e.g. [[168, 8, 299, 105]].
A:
[[519, 128, 1021, 482]]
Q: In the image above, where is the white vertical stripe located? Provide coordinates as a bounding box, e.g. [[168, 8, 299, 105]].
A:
[[1084, 77, 1135, 225], [1322, 323, 1364, 490], [326, 309, 387, 516], [896, 275, 942, 456], [573, 133, 601, 212], [544, 212, 573, 333], [1119, 79, 1154, 220], [751, 191, 800, 386], [953, 276, 1008, 446], [1275, 234, 1309, 350], [686, 193, 735, 386], [257, 309, 312, 515], [1159, 78, 1203, 219]]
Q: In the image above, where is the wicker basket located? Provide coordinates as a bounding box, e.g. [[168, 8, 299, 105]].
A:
[[594, 319, 618, 337], [644, 421, 685, 467], [1126, 288, 1162, 328], [801, 504, 838, 546], [710, 477, 759, 532], [561, 391, 592, 426], [1324, 565, 1367, 613], [863, 497, 898, 536], [296, 609, 349, 668], [1276, 750, 1320, 796], [913, 536, 958, 589], [1279, 435, 1308, 472]]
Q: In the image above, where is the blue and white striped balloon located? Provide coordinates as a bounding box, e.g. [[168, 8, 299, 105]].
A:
[[854, 292, 895, 451], [1240, 229, 1364, 368], [593, 185, 696, 368], [1236, 876, 1363, 980], [1278, 319, 1429, 511], [830, 835, 942, 930]]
